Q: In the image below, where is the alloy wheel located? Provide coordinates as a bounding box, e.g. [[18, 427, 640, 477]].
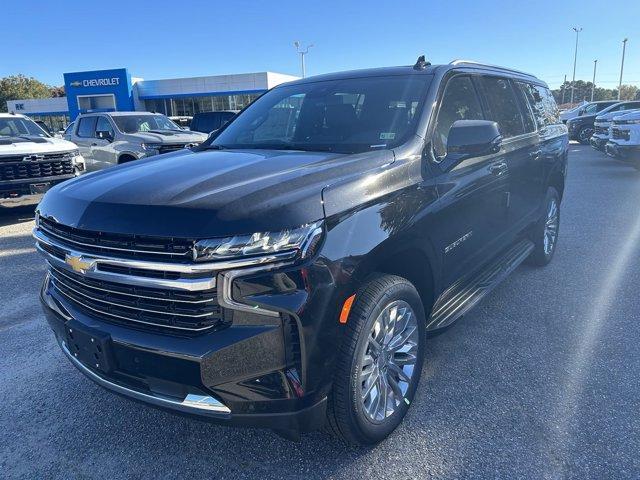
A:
[[579, 127, 594, 142], [544, 197, 559, 256], [358, 300, 419, 423]]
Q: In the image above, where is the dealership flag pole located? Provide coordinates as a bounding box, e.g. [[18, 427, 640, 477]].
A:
[[618, 38, 628, 100], [570, 26, 582, 105], [591, 60, 597, 102]]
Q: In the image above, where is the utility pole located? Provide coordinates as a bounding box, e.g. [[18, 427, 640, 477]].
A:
[[570, 27, 582, 105], [561, 74, 567, 104], [618, 38, 628, 100], [591, 60, 597, 101], [294, 41, 314, 78]]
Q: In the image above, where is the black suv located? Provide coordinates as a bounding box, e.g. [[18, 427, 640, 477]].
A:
[[190, 110, 237, 134], [35, 58, 568, 445]]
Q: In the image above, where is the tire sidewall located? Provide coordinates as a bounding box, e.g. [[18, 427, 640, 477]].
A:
[[347, 281, 426, 443], [540, 188, 561, 263]]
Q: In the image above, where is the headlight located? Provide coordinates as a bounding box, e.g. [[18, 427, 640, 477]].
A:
[[141, 143, 162, 151], [193, 222, 322, 262]]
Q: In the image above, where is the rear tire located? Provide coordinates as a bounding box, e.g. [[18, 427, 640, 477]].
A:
[[528, 187, 560, 266], [326, 274, 426, 445]]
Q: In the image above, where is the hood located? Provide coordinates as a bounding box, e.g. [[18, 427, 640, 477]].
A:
[[595, 110, 635, 123], [0, 136, 77, 156], [37, 147, 392, 238], [613, 110, 640, 122], [126, 130, 208, 144]]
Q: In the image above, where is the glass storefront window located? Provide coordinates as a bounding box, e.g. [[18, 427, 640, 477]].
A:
[[143, 93, 261, 117], [29, 114, 71, 134]]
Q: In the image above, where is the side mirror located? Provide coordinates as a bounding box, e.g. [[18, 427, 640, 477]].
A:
[[578, 108, 585, 116], [96, 130, 113, 142], [442, 120, 502, 169]]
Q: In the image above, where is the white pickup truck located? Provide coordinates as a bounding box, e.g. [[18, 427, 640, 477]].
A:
[[605, 110, 640, 168], [0, 113, 85, 208]]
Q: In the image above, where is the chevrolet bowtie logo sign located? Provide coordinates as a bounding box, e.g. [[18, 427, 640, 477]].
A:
[[70, 81, 82, 87], [65, 254, 94, 274]]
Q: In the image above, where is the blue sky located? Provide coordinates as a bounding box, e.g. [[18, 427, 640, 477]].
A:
[[4, 0, 639, 90]]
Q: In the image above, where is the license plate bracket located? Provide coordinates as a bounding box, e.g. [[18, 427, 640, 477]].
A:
[[64, 320, 115, 374], [30, 182, 51, 194]]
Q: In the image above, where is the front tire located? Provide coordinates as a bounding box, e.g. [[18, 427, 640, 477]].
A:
[[326, 274, 426, 445], [528, 187, 560, 266], [578, 126, 594, 144]]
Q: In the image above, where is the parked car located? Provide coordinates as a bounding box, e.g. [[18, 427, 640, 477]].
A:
[[559, 101, 587, 123], [190, 110, 238, 134], [591, 108, 640, 151], [34, 58, 568, 445], [66, 112, 208, 171], [34, 120, 53, 136], [605, 110, 640, 167], [567, 100, 640, 144], [0, 113, 84, 208], [169, 116, 193, 129]]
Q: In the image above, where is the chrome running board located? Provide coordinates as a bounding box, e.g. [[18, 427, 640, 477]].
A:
[[427, 239, 534, 331]]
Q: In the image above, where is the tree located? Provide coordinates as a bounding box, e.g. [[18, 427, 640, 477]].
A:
[[0, 75, 52, 112], [615, 84, 639, 101], [50, 85, 65, 98]]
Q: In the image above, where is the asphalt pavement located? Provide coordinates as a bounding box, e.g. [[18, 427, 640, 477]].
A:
[[1, 144, 639, 479]]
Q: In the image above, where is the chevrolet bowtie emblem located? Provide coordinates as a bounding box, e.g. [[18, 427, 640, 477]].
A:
[[65, 254, 93, 273]]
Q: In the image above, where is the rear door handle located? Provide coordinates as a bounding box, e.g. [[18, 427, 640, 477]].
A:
[[529, 150, 542, 159], [489, 161, 508, 175], [91, 143, 98, 147]]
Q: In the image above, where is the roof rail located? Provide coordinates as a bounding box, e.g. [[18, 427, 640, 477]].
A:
[[449, 59, 538, 79]]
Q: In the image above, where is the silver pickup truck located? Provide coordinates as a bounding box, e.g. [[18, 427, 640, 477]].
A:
[[65, 112, 208, 171]]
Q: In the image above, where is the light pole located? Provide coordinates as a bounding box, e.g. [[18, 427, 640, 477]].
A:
[[618, 38, 628, 100], [570, 26, 582, 105], [591, 60, 597, 101], [294, 41, 314, 78]]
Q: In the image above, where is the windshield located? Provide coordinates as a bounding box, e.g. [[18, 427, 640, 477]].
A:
[[210, 75, 431, 153], [112, 114, 181, 134], [0, 116, 50, 138]]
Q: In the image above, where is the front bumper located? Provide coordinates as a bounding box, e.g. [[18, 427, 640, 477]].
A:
[[40, 262, 330, 434], [605, 141, 640, 160], [589, 135, 608, 151], [0, 175, 76, 208]]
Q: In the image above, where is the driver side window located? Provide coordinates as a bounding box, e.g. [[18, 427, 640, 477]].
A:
[[433, 76, 484, 159]]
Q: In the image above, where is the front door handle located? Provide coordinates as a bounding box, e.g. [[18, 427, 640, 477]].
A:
[[91, 143, 98, 147], [489, 161, 508, 176], [529, 150, 542, 159]]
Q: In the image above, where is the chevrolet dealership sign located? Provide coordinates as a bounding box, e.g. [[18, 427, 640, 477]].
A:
[[69, 78, 121, 88]]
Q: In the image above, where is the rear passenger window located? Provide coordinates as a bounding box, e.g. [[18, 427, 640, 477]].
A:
[[518, 83, 559, 128], [433, 76, 484, 158], [480, 77, 525, 138], [76, 117, 97, 138]]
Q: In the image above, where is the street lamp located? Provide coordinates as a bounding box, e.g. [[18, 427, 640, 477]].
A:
[[618, 38, 628, 100], [294, 41, 314, 78], [591, 59, 597, 102], [570, 26, 582, 105]]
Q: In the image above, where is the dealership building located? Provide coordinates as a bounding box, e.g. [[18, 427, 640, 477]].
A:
[[6, 68, 299, 132]]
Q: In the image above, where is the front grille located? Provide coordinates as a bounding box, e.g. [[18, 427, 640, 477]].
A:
[[612, 128, 630, 141], [0, 157, 74, 182], [49, 265, 227, 332], [594, 125, 609, 135], [39, 216, 194, 262], [158, 144, 188, 155]]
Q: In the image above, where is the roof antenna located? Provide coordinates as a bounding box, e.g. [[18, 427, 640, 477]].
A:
[[413, 55, 430, 70]]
